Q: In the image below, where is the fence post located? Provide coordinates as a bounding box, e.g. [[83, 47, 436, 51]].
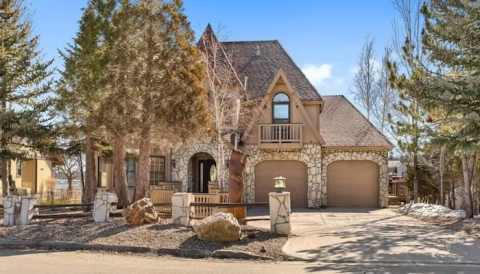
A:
[[3, 196, 20, 226], [172, 193, 194, 226], [93, 192, 118, 223], [269, 191, 291, 235], [18, 196, 38, 225]]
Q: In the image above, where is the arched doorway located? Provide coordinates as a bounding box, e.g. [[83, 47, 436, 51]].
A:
[[190, 152, 216, 193]]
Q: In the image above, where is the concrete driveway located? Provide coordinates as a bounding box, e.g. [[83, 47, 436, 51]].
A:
[[247, 207, 480, 263]]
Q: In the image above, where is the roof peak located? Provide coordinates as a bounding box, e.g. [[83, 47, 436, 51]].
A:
[[220, 40, 279, 44]]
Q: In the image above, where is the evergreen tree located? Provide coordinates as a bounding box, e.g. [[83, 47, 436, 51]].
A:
[[98, 0, 140, 205], [399, 0, 480, 217], [132, 0, 209, 201], [56, 0, 115, 205], [0, 0, 56, 196]]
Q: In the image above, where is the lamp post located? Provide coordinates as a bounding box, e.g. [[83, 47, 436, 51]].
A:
[[274, 175, 286, 193]]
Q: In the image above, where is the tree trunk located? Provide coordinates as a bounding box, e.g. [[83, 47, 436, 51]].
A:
[[439, 146, 445, 206], [461, 150, 477, 218], [83, 133, 95, 210], [79, 152, 85, 204], [228, 149, 247, 219], [1, 160, 8, 197], [413, 152, 419, 203], [113, 133, 130, 205], [450, 180, 455, 209], [134, 124, 151, 201]]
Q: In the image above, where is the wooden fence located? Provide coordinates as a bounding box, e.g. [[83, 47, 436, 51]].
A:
[[192, 193, 229, 218]]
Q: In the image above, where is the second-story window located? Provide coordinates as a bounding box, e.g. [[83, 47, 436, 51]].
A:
[[273, 92, 290, 124]]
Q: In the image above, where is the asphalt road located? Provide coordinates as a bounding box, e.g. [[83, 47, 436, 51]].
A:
[[1, 249, 480, 274]]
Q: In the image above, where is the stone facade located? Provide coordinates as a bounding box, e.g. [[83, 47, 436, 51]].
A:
[[269, 192, 291, 235], [171, 138, 230, 192], [172, 193, 194, 226], [171, 138, 389, 209], [93, 192, 118, 223], [243, 144, 322, 208], [321, 149, 389, 208], [2, 196, 20, 226], [19, 196, 38, 225]]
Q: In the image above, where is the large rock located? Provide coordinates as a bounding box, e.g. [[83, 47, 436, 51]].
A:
[[193, 212, 241, 242], [122, 198, 158, 226]]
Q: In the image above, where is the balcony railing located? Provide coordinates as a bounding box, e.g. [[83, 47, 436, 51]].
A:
[[258, 123, 302, 149]]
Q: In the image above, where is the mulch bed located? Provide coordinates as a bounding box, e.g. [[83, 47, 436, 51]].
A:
[[0, 217, 288, 260]]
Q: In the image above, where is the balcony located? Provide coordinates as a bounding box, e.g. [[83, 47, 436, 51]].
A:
[[258, 123, 302, 149]]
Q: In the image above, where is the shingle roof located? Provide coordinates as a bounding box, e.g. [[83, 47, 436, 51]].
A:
[[220, 41, 322, 101], [320, 95, 394, 149]]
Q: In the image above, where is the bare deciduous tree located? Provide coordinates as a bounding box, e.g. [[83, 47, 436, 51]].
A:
[[351, 34, 377, 121]]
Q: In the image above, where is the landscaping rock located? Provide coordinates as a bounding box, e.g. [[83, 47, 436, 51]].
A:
[[122, 198, 158, 226], [193, 212, 241, 242]]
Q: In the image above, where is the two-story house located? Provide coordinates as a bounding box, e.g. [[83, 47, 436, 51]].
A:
[[98, 25, 394, 208]]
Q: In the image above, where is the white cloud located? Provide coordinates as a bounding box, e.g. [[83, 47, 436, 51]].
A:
[[301, 64, 333, 87]]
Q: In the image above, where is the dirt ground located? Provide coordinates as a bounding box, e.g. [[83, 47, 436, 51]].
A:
[[0, 216, 287, 260]]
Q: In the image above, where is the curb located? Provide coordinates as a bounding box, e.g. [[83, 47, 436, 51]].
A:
[[212, 250, 272, 260], [0, 239, 272, 261]]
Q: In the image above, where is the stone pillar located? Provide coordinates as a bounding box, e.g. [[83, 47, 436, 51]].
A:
[[18, 196, 38, 225], [3, 196, 20, 226], [172, 193, 194, 226], [93, 192, 118, 223], [269, 192, 291, 235]]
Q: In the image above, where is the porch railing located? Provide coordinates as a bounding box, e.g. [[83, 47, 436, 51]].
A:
[[192, 193, 229, 218], [258, 123, 302, 148]]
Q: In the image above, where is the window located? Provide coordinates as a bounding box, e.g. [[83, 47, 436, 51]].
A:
[[149, 156, 165, 185], [125, 159, 136, 187], [98, 157, 107, 187], [17, 160, 22, 177], [272, 93, 290, 123]]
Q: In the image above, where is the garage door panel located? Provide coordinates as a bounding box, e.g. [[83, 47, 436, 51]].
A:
[[327, 161, 379, 207], [255, 160, 308, 207]]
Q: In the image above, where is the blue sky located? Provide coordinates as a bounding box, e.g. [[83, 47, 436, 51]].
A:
[[26, 0, 397, 101]]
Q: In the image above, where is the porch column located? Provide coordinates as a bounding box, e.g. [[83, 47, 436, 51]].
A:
[[269, 192, 291, 235], [18, 196, 38, 225], [172, 192, 194, 226], [3, 196, 20, 226]]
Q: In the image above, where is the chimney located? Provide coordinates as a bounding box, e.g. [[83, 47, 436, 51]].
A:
[[255, 45, 260, 56]]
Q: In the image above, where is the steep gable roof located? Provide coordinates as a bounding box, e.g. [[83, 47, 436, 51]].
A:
[[220, 40, 322, 102], [320, 95, 394, 150]]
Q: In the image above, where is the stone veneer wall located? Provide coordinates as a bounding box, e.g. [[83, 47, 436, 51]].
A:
[[243, 144, 323, 208], [320, 149, 389, 208], [171, 139, 230, 192]]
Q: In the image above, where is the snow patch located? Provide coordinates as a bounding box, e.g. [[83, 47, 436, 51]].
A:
[[400, 203, 466, 218]]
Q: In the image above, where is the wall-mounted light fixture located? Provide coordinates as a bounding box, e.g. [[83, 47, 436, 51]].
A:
[[172, 158, 177, 169]]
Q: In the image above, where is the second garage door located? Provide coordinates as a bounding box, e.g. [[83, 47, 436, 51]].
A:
[[327, 160, 379, 207], [255, 161, 308, 208]]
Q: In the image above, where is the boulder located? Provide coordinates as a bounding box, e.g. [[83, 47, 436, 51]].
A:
[[122, 198, 158, 226], [193, 212, 241, 242]]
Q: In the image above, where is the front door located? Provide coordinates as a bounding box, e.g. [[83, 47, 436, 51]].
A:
[[198, 159, 215, 193]]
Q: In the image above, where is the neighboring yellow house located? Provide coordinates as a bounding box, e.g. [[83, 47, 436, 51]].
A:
[[0, 154, 64, 195]]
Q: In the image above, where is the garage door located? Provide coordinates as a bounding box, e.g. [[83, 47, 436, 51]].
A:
[[255, 161, 308, 207], [327, 160, 379, 207]]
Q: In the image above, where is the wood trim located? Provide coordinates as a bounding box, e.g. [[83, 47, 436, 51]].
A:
[[242, 68, 326, 145], [323, 146, 390, 151]]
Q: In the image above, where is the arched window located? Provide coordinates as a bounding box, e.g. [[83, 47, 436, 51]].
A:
[[272, 92, 290, 123]]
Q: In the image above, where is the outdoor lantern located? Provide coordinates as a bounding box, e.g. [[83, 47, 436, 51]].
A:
[[274, 175, 286, 193]]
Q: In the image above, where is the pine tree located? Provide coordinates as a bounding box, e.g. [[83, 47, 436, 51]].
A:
[[56, 0, 115, 205], [98, 0, 140, 205], [132, 0, 209, 201], [398, 0, 480, 217], [0, 0, 56, 196]]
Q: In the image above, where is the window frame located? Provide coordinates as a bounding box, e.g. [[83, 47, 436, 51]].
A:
[[149, 156, 166, 186], [272, 92, 290, 124], [17, 160, 22, 177], [125, 159, 136, 187]]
